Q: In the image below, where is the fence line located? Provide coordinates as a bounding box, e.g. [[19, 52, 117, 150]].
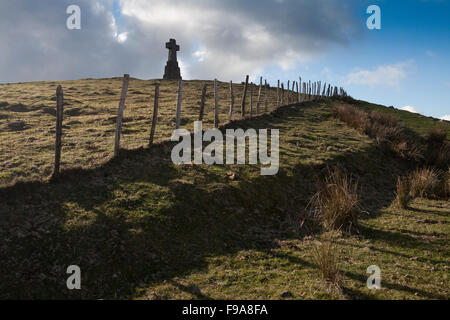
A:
[[45, 74, 348, 177]]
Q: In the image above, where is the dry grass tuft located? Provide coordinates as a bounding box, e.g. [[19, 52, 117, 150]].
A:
[[409, 167, 442, 199], [313, 233, 341, 292], [310, 167, 360, 234], [427, 127, 447, 145], [395, 176, 411, 209]]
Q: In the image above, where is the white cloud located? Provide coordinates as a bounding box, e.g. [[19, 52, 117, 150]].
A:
[[426, 50, 436, 57], [117, 32, 128, 43], [345, 60, 414, 87], [401, 106, 420, 114], [440, 115, 450, 121]]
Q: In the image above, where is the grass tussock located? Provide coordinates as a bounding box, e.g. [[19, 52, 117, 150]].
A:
[[427, 127, 447, 145], [395, 176, 411, 209], [313, 234, 341, 292], [409, 167, 447, 199], [310, 167, 360, 234], [446, 169, 450, 197]]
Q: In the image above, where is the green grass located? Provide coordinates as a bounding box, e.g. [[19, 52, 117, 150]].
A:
[[0, 79, 448, 299]]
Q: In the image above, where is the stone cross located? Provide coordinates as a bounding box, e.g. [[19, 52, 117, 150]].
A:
[[166, 39, 180, 62], [163, 38, 182, 80]]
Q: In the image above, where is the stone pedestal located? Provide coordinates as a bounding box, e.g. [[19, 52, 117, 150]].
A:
[[163, 61, 181, 80]]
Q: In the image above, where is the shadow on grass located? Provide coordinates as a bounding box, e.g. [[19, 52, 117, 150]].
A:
[[0, 103, 414, 299]]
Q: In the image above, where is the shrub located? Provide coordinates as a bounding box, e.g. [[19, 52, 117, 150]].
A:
[[310, 168, 360, 234], [409, 167, 442, 199], [395, 176, 411, 209]]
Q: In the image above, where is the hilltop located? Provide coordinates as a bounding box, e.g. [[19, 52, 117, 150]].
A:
[[0, 78, 448, 299]]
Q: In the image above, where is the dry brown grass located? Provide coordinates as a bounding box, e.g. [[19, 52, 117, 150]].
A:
[[313, 233, 341, 291], [395, 176, 411, 209], [409, 167, 442, 199], [333, 105, 442, 163], [427, 127, 447, 145], [446, 169, 450, 198], [310, 167, 360, 234]]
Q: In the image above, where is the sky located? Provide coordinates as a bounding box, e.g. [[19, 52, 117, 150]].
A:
[[0, 0, 449, 120]]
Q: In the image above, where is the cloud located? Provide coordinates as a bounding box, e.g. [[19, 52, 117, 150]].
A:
[[426, 50, 436, 57], [440, 115, 450, 121], [345, 60, 414, 87], [401, 106, 420, 114], [0, 0, 360, 83]]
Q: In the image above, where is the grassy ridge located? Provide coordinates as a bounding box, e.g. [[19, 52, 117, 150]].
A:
[[0, 79, 448, 299], [353, 100, 450, 141]]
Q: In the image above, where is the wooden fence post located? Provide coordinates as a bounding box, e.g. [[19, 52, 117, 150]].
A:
[[302, 82, 306, 102], [175, 80, 183, 129], [256, 77, 262, 115], [281, 82, 285, 106], [149, 83, 160, 146], [309, 81, 312, 100], [214, 79, 219, 128], [298, 77, 302, 102], [291, 81, 295, 104], [287, 80, 290, 104], [228, 81, 234, 121], [52, 85, 64, 178], [199, 83, 207, 121], [249, 82, 254, 117], [264, 80, 268, 112], [296, 81, 299, 102], [114, 74, 130, 157], [276, 80, 280, 107], [313, 82, 316, 99], [241, 75, 249, 117]]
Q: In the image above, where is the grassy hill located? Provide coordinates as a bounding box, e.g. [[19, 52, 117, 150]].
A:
[[0, 79, 448, 299]]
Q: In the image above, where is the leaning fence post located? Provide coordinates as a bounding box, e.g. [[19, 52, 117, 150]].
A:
[[52, 85, 64, 178], [241, 75, 249, 117], [214, 79, 219, 128], [249, 82, 254, 118], [264, 80, 268, 112], [228, 81, 234, 121], [175, 79, 183, 129], [114, 74, 130, 157], [296, 81, 299, 102], [199, 83, 207, 121], [149, 83, 160, 147]]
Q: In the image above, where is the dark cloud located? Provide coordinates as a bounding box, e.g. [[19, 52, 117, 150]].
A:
[[0, 0, 361, 83]]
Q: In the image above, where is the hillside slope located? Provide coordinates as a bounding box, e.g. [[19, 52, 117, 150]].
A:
[[0, 79, 448, 299]]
